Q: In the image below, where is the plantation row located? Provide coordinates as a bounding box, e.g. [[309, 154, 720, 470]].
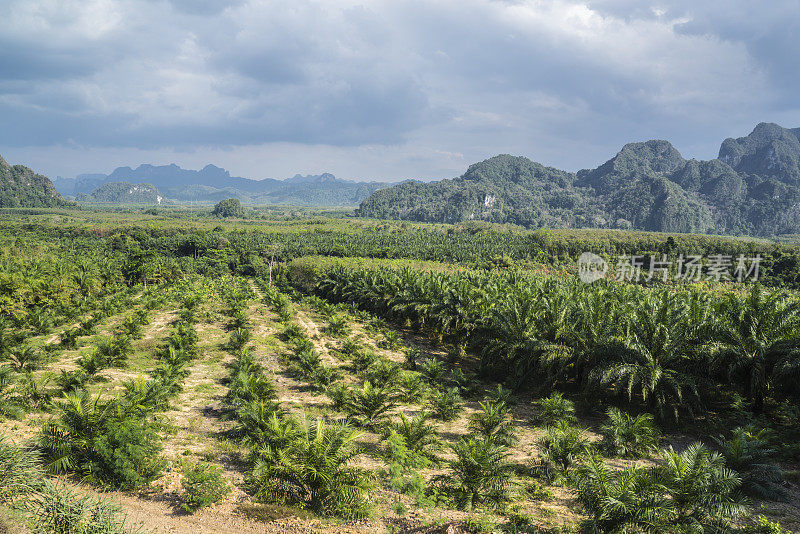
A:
[[253, 276, 792, 532], [299, 263, 800, 423], [5, 218, 800, 288]]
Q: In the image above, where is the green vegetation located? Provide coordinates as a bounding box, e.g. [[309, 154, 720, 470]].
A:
[[212, 197, 246, 218], [0, 207, 798, 532], [358, 122, 800, 237]]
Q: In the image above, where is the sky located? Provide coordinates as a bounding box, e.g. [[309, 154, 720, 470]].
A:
[[1, 0, 799, 182]]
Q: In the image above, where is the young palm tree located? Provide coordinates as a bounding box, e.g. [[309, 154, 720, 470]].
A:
[[237, 401, 293, 450], [469, 400, 516, 446], [0, 434, 43, 504], [345, 381, 397, 429], [575, 451, 670, 533], [430, 386, 463, 422], [389, 411, 440, 460], [714, 426, 786, 501], [8, 345, 42, 372], [0, 366, 23, 419], [532, 392, 576, 426], [589, 291, 700, 421], [250, 417, 373, 518], [537, 420, 592, 485], [442, 437, 515, 510], [658, 443, 747, 530], [713, 284, 800, 413], [600, 407, 660, 459]]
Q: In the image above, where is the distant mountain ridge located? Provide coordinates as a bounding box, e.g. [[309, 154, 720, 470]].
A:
[[357, 123, 800, 236], [0, 155, 73, 208], [53, 165, 391, 206]]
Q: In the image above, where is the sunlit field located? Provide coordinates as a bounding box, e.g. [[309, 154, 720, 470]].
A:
[[1, 208, 799, 533]]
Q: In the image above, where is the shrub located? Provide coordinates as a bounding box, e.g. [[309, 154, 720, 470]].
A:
[[746, 516, 791, 534], [212, 198, 245, 218], [600, 407, 660, 458], [181, 461, 230, 512]]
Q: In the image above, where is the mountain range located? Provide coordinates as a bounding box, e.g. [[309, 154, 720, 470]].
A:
[[356, 122, 800, 236], [53, 165, 391, 206]]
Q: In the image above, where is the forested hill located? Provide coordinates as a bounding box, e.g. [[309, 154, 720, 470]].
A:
[[0, 155, 74, 208], [357, 123, 800, 237]]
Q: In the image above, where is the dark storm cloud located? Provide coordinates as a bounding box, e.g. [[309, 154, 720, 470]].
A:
[[0, 0, 798, 180]]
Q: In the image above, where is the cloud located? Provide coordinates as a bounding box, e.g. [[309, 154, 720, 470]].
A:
[[0, 0, 797, 180]]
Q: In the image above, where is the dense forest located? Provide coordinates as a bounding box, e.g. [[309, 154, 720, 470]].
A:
[[358, 123, 800, 237], [0, 208, 798, 533]]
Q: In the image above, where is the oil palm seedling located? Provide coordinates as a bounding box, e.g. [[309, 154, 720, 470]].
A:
[[418, 358, 446, 385], [250, 417, 373, 518], [345, 381, 397, 429], [440, 437, 515, 510], [59, 327, 80, 350], [0, 366, 23, 419], [7, 345, 42, 372], [714, 426, 786, 501], [389, 411, 441, 461], [536, 420, 593, 485], [378, 330, 402, 350], [363, 358, 402, 388], [235, 400, 289, 450], [325, 315, 349, 337], [600, 407, 660, 459], [658, 443, 747, 530], [228, 327, 252, 351], [533, 392, 576, 427], [430, 386, 463, 422], [575, 450, 670, 533], [403, 346, 420, 370], [397, 371, 427, 404], [469, 400, 516, 447]]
